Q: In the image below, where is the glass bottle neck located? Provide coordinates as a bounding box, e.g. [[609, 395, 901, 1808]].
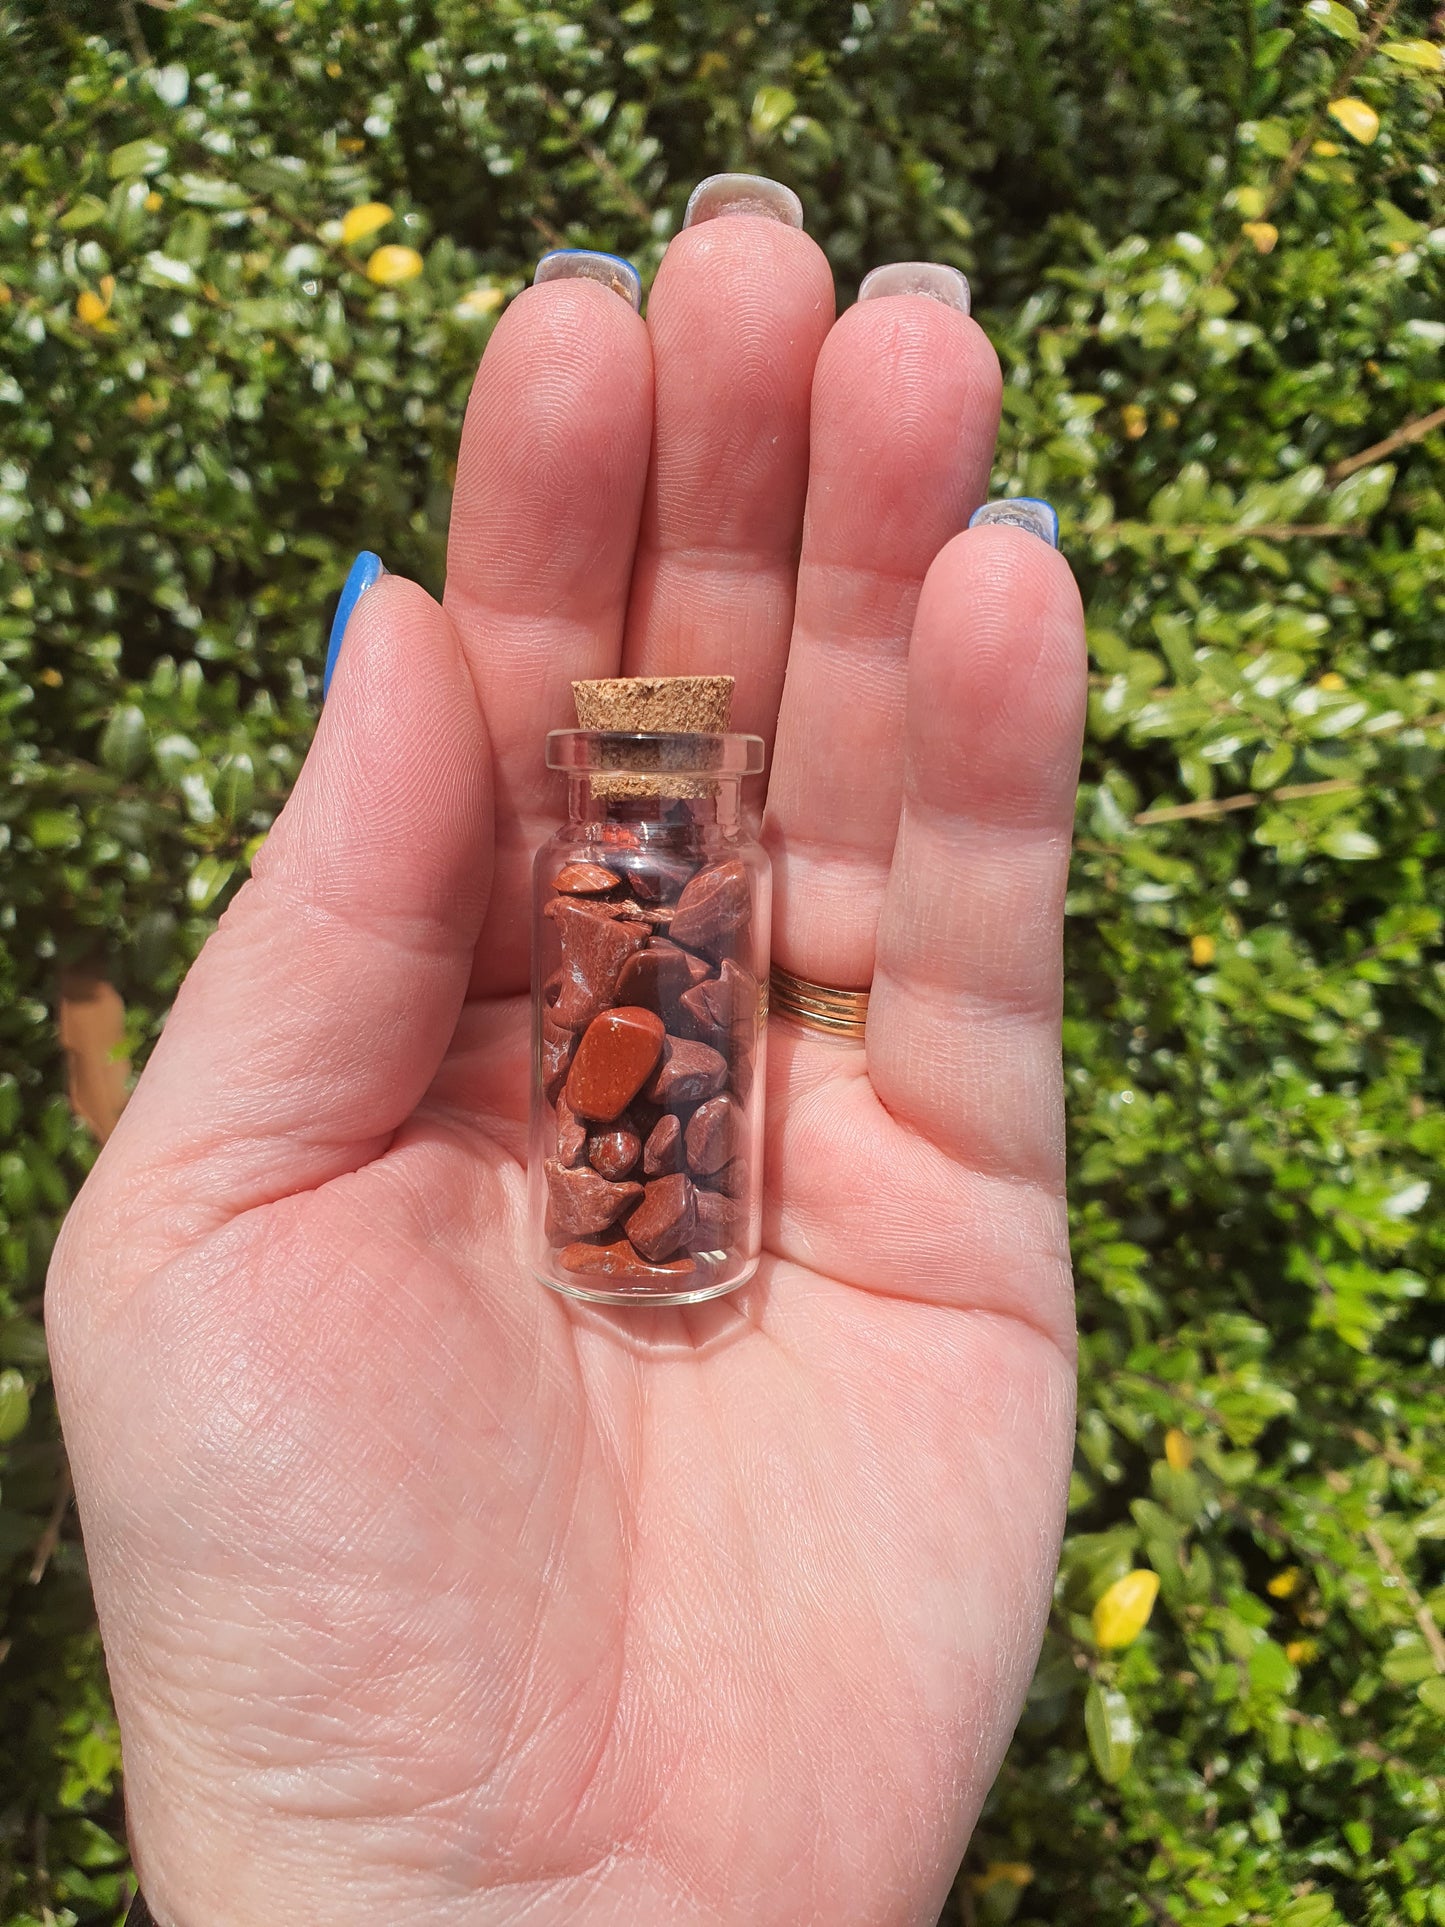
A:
[[565, 775, 743, 838]]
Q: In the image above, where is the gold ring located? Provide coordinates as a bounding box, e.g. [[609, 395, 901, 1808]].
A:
[[768, 963, 870, 1039]]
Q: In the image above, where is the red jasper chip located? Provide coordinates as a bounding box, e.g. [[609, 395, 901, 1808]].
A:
[[589, 1123, 641, 1181], [556, 1096, 587, 1167], [554, 861, 621, 895], [642, 1112, 684, 1177], [667, 859, 751, 955], [679, 957, 758, 1044], [693, 1186, 743, 1251], [685, 1094, 741, 1176], [615, 938, 711, 1010], [559, 1238, 697, 1279], [565, 1006, 666, 1121], [544, 1160, 643, 1240], [709, 1156, 749, 1199], [626, 1173, 698, 1263], [542, 1018, 576, 1104], [551, 900, 649, 1029], [644, 1034, 728, 1105], [624, 851, 698, 904]]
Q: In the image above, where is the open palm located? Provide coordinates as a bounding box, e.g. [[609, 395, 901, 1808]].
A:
[[50, 203, 1085, 1926]]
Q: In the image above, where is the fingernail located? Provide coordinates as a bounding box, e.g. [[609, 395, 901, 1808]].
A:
[[858, 262, 971, 313], [968, 499, 1059, 548], [533, 250, 642, 310], [323, 551, 385, 697], [683, 173, 804, 229]]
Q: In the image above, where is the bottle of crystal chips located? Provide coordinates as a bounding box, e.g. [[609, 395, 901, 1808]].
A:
[[530, 677, 769, 1306]]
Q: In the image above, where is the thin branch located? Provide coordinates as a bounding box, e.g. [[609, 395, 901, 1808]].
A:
[[1327, 404, 1445, 482], [1363, 1523, 1445, 1673], [28, 1460, 72, 1586], [537, 85, 655, 228], [1207, 0, 1403, 290], [1135, 778, 1358, 825], [1095, 521, 1366, 542], [118, 0, 151, 64], [1281, 1707, 1444, 1786]]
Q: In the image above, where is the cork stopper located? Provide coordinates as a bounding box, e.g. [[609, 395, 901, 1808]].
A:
[[571, 676, 734, 798]]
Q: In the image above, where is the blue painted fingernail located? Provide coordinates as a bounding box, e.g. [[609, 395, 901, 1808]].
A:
[[968, 498, 1059, 548], [323, 551, 385, 697], [533, 250, 642, 311]]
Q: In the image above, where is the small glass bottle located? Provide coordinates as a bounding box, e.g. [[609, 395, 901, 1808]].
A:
[[529, 726, 769, 1306]]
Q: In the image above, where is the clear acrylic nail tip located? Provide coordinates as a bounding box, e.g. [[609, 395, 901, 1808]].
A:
[[857, 262, 971, 312], [534, 250, 642, 310], [968, 499, 1060, 547], [683, 174, 805, 229]]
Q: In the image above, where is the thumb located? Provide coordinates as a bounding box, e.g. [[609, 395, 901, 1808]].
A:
[[70, 562, 493, 1291]]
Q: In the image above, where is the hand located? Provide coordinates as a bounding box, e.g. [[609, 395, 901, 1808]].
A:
[[50, 189, 1085, 1927]]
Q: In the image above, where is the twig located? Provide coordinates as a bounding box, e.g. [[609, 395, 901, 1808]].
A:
[[1327, 404, 1445, 482], [537, 85, 655, 228], [118, 0, 151, 64], [28, 1460, 72, 1585], [1363, 1523, 1445, 1673], [1095, 521, 1367, 542], [1135, 778, 1358, 825], [1281, 1707, 1444, 1786], [1206, 0, 1403, 290]]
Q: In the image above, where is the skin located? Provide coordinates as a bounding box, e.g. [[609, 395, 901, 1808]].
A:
[[48, 205, 1086, 1926]]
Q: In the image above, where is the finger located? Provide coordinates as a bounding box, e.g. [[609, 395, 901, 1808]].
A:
[[764, 277, 1001, 987], [868, 524, 1087, 1181], [444, 261, 654, 995], [63, 573, 493, 1297], [622, 188, 835, 744]]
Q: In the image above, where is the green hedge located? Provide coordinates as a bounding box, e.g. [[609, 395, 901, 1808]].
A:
[[3, 2, 1443, 1921]]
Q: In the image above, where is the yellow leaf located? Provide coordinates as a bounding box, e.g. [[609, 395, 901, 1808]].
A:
[[1190, 934, 1216, 967], [325, 59, 343, 78], [145, 189, 164, 211], [1234, 186, 1267, 219], [455, 284, 505, 317], [1242, 220, 1279, 254], [1285, 1638, 1319, 1664], [1121, 402, 1148, 440], [1318, 671, 1346, 691], [339, 136, 367, 155], [1164, 1427, 1194, 1471], [1267, 1566, 1302, 1598], [0, 281, 11, 305], [1093, 1569, 1160, 1649], [365, 243, 424, 286], [37, 667, 62, 687], [76, 289, 110, 325], [341, 201, 394, 247], [1327, 97, 1380, 144], [970, 1863, 1035, 1894]]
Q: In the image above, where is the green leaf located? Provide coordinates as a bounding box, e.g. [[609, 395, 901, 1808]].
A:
[[1279, 1898, 1341, 1927], [1382, 39, 1444, 72], [108, 137, 169, 179], [1304, 0, 1361, 39], [0, 1367, 30, 1443], [60, 193, 109, 230], [214, 751, 255, 825], [1085, 1682, 1137, 1784], [185, 855, 236, 912], [1326, 464, 1396, 523], [750, 85, 797, 138], [1318, 825, 1381, 862], [1418, 1677, 1445, 1716], [99, 703, 149, 777]]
